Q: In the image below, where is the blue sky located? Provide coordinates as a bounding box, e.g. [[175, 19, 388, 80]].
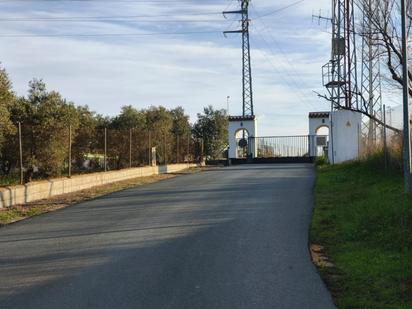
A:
[[0, 0, 334, 135]]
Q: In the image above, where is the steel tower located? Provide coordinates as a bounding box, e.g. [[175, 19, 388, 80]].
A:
[[321, 0, 359, 111], [224, 0, 254, 117]]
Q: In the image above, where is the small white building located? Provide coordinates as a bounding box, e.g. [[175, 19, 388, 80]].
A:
[[309, 110, 362, 164]]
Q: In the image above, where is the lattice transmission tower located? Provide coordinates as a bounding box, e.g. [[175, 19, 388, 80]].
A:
[[317, 0, 384, 146], [321, 0, 360, 111], [223, 0, 254, 117], [359, 0, 383, 145]]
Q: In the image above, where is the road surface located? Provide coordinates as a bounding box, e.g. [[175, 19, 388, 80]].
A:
[[0, 164, 335, 309]]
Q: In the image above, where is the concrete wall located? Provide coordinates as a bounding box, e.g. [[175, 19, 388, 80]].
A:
[[0, 163, 198, 209], [329, 110, 361, 164]]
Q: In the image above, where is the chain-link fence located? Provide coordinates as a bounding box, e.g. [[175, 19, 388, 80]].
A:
[[0, 124, 203, 186]]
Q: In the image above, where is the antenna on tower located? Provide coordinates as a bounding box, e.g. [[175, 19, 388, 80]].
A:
[[223, 0, 254, 117]]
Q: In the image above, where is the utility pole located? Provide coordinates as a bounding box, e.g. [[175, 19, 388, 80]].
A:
[[223, 0, 254, 117], [401, 0, 412, 193]]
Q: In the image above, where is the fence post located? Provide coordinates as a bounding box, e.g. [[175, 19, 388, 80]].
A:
[[18, 122, 23, 185], [129, 128, 132, 168], [104, 128, 107, 172], [148, 131, 151, 166], [176, 135, 179, 164], [383, 105, 388, 170], [164, 134, 167, 165], [187, 133, 190, 163], [201, 138, 204, 163], [357, 123, 361, 158], [68, 125, 72, 178]]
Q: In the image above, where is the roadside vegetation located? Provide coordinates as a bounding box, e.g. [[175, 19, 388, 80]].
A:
[[0, 65, 228, 186], [311, 154, 412, 308]]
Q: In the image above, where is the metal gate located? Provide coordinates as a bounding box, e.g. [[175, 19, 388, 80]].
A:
[[236, 135, 329, 159]]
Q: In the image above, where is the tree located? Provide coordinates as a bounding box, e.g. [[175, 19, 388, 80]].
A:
[[171, 107, 191, 136], [143, 106, 173, 164], [193, 106, 228, 159], [107, 106, 145, 169], [71, 105, 100, 170], [13, 80, 80, 177], [34, 89, 79, 176], [0, 66, 16, 158], [359, 0, 412, 95], [110, 105, 145, 130], [171, 107, 192, 162]]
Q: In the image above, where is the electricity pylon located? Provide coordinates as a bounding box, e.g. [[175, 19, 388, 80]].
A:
[[321, 0, 360, 111], [223, 0, 254, 117], [359, 0, 383, 146]]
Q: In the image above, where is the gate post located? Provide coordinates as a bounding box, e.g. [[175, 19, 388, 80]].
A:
[[247, 137, 253, 163], [308, 135, 312, 158]]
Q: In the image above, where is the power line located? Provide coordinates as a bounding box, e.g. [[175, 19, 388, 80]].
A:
[[252, 19, 312, 91], [253, 46, 318, 111], [253, 0, 305, 19], [0, 1, 303, 23], [250, 5, 317, 99], [250, 24, 319, 111], [0, 30, 223, 38], [0, 12, 224, 21], [0, 0, 204, 2], [0, 18, 228, 23]]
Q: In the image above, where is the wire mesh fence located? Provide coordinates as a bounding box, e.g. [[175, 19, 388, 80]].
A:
[[252, 135, 315, 158], [0, 124, 203, 186], [233, 135, 328, 159]]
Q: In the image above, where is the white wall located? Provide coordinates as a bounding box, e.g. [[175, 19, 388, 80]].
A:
[[329, 110, 362, 164], [308, 116, 330, 157], [228, 118, 258, 159], [0, 163, 199, 209]]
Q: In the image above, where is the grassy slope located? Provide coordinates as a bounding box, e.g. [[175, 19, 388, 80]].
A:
[[311, 159, 412, 309]]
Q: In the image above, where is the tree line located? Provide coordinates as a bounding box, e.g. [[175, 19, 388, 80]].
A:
[[0, 66, 228, 181]]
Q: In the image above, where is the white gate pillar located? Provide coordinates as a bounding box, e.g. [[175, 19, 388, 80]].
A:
[[309, 112, 331, 157], [228, 116, 258, 159]]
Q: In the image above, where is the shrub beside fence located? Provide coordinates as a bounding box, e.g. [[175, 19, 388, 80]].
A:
[[0, 124, 203, 187]]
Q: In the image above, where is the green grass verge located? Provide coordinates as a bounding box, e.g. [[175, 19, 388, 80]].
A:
[[311, 158, 412, 309]]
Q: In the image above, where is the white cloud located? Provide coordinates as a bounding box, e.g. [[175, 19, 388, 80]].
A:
[[0, 0, 332, 136]]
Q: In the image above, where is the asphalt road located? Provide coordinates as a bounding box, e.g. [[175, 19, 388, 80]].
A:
[[0, 164, 335, 309]]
